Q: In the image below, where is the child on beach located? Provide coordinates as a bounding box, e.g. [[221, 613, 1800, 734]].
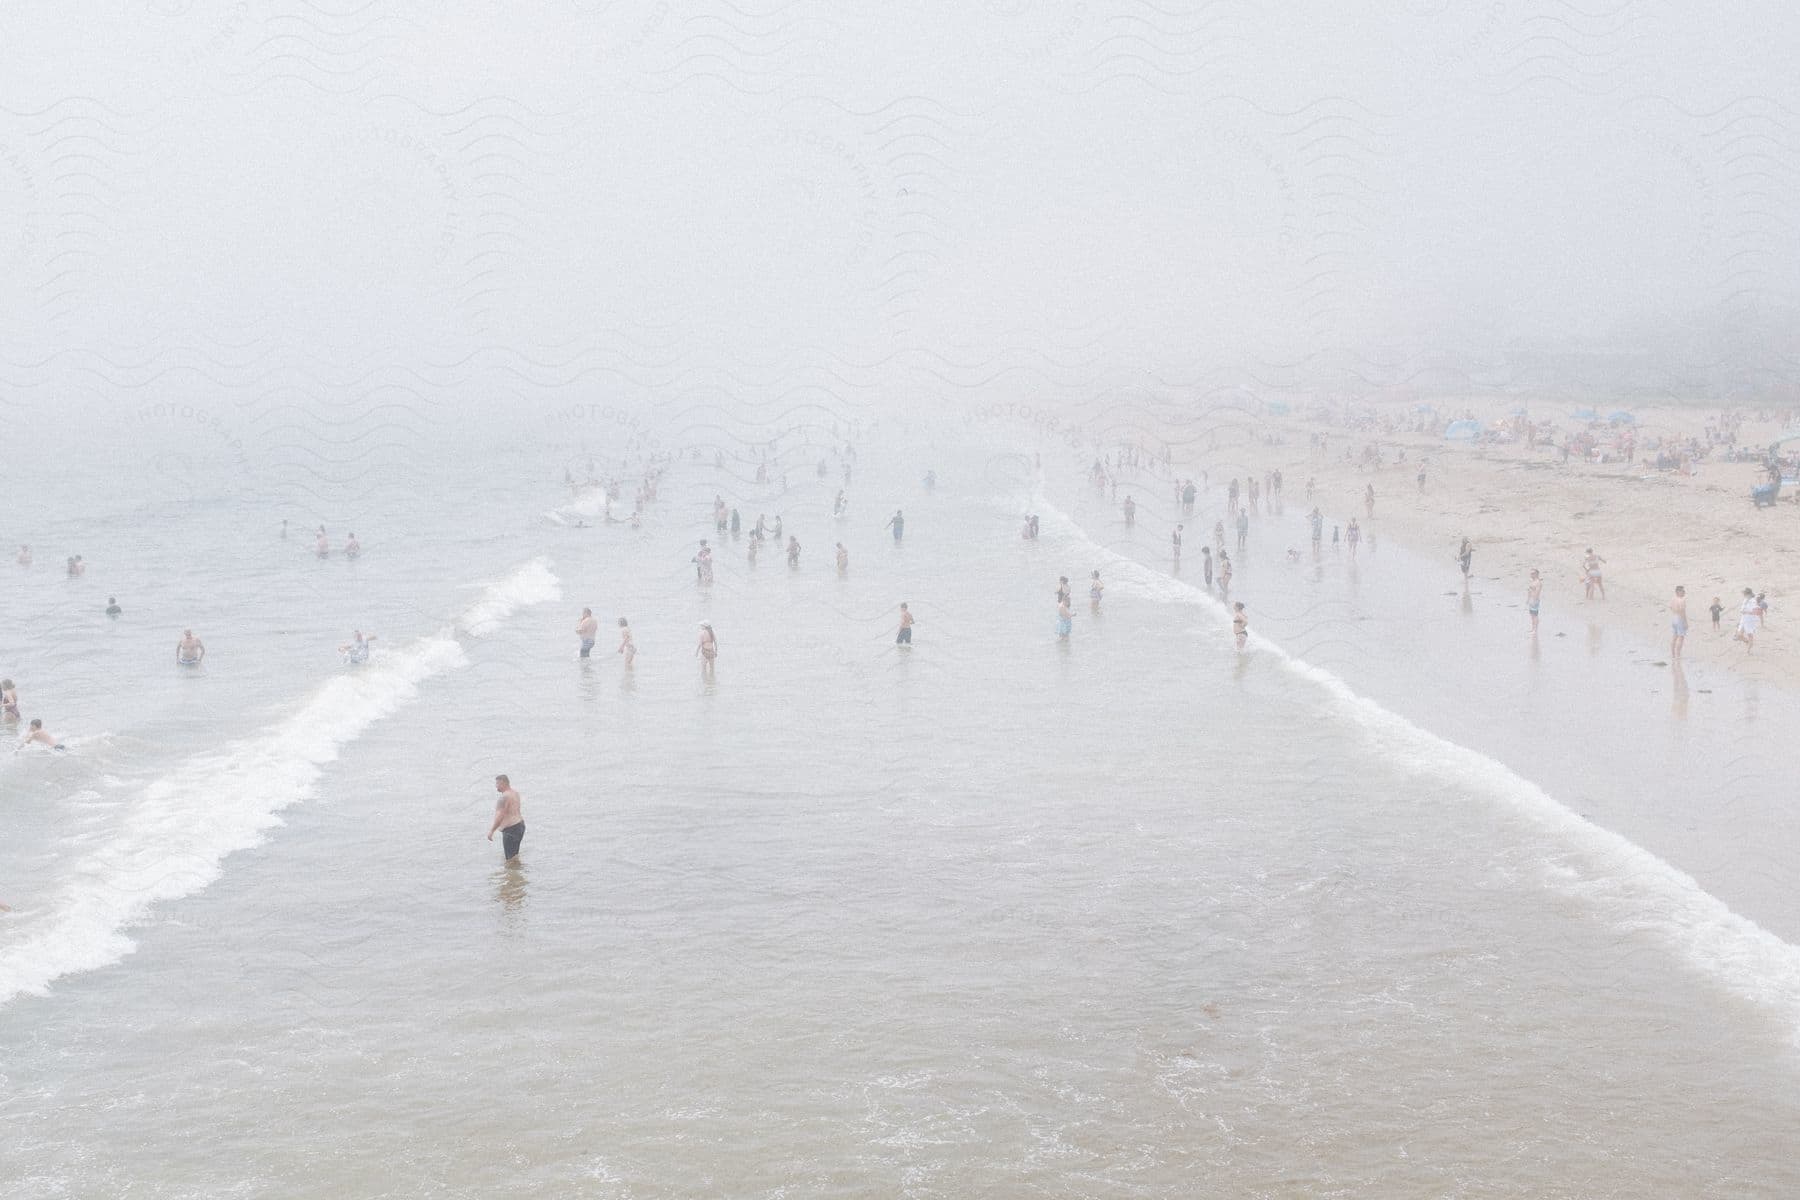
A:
[[1710, 597, 1723, 633]]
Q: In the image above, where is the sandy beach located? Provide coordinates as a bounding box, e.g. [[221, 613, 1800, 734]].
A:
[[1146, 397, 1798, 686]]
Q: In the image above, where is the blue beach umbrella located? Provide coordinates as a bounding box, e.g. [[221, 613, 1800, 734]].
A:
[[1608, 411, 1636, 424], [1444, 419, 1481, 440]]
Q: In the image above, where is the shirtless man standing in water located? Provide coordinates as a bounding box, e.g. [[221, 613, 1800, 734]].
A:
[[576, 608, 598, 658], [176, 630, 206, 665], [486, 774, 524, 861]]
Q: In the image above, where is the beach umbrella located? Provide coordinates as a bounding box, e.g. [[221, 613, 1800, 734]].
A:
[[1265, 400, 1290, 415], [1444, 419, 1481, 440], [1571, 407, 1599, 421], [1608, 411, 1636, 424]]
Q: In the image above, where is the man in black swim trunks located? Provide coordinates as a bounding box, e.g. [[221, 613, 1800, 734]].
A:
[[487, 774, 525, 861]]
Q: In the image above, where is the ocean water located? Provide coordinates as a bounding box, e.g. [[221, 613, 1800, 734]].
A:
[[3, 419, 1799, 1198]]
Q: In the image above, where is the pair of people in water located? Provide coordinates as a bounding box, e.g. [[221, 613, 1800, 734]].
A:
[[575, 609, 636, 663]]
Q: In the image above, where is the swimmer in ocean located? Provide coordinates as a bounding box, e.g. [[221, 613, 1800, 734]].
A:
[[338, 630, 376, 663], [616, 617, 635, 666], [18, 718, 63, 751], [106, 597, 121, 618], [1232, 602, 1248, 650], [176, 630, 206, 665], [486, 774, 525, 862], [576, 608, 598, 658]]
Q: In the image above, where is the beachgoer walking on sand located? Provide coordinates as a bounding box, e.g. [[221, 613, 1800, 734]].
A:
[[1582, 549, 1606, 601], [1235, 508, 1249, 552], [1364, 484, 1375, 519], [1709, 596, 1723, 633], [896, 603, 914, 646], [486, 775, 525, 861], [1346, 518, 1361, 558], [836, 542, 848, 573], [1527, 570, 1542, 633], [1457, 537, 1473, 580], [787, 536, 801, 567], [1734, 588, 1760, 651], [1171, 525, 1183, 563], [1669, 585, 1688, 660]]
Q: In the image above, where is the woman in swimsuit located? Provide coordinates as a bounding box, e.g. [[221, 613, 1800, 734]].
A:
[[1233, 602, 1248, 650], [1056, 598, 1073, 639], [1089, 570, 1103, 610], [696, 623, 718, 672], [1, 680, 18, 722], [617, 618, 636, 666], [1218, 552, 1233, 593]]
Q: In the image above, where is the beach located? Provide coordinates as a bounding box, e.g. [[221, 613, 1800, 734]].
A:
[[4, 415, 1800, 1196], [1082, 394, 1795, 684]]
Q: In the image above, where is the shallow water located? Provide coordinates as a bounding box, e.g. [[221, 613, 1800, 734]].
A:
[[3, 423, 1798, 1197]]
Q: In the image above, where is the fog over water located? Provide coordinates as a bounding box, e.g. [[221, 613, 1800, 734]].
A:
[[5, 5, 1800, 1198], [3, 2, 1799, 393]]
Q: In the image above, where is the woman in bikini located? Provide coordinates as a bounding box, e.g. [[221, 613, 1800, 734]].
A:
[[616, 618, 636, 666]]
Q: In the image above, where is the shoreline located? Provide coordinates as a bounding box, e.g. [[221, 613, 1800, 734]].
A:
[[1109, 396, 1796, 687]]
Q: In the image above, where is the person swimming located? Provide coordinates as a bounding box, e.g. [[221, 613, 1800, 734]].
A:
[[18, 718, 63, 752], [105, 597, 121, 618]]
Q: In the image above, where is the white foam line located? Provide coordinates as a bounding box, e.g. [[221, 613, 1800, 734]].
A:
[[1031, 488, 1800, 1042], [0, 559, 562, 1006]]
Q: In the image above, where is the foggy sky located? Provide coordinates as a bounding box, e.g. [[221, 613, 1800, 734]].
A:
[[4, 1, 1799, 407]]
